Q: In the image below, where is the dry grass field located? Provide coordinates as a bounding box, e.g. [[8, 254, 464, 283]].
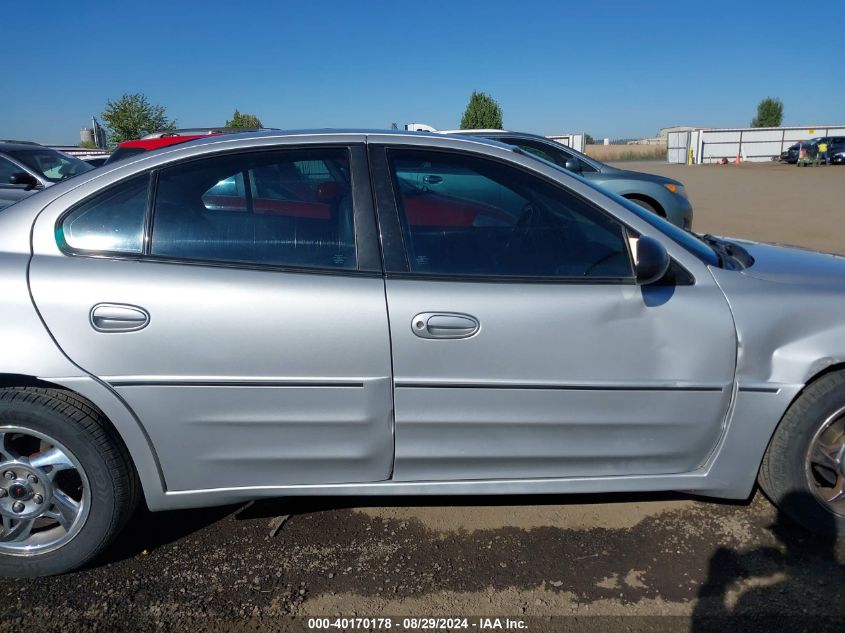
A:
[[586, 143, 667, 161]]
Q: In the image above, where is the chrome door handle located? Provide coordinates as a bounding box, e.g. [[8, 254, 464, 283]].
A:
[[412, 313, 479, 339], [422, 175, 443, 185], [90, 303, 150, 332]]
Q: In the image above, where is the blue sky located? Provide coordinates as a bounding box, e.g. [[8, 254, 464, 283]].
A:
[[2, 0, 843, 144]]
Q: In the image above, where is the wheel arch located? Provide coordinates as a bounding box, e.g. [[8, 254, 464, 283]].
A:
[[621, 193, 666, 217], [0, 372, 165, 510]]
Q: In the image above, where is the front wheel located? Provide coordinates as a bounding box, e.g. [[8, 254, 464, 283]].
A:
[[625, 197, 663, 217], [0, 388, 138, 576], [759, 371, 845, 536]]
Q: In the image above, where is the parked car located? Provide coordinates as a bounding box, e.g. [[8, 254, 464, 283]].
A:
[[105, 127, 273, 165], [81, 156, 109, 168], [437, 130, 694, 229], [824, 136, 845, 163], [0, 142, 93, 210], [3, 129, 845, 577], [780, 136, 845, 163]]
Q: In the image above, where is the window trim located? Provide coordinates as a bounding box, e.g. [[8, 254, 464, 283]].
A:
[[56, 144, 382, 276], [371, 145, 641, 285]]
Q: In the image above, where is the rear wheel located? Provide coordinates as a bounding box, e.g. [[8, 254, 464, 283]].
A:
[[0, 388, 138, 576], [759, 371, 845, 536]]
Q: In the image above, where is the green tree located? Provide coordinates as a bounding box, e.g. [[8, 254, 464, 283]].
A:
[[584, 134, 595, 145], [459, 90, 503, 130], [226, 109, 263, 128], [77, 140, 98, 149], [101, 93, 175, 146], [751, 97, 783, 128]]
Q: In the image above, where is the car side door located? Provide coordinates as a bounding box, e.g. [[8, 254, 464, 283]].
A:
[[370, 143, 737, 482], [29, 143, 394, 492]]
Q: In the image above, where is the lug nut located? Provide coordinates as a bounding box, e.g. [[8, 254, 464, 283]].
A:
[[33, 494, 43, 504], [3, 471, 15, 480], [0, 488, 6, 498], [27, 474, 38, 484], [11, 501, 24, 513]]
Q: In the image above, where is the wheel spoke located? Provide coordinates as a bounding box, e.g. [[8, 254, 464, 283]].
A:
[[822, 476, 845, 504], [811, 440, 843, 472], [48, 489, 80, 531], [28, 447, 74, 478], [0, 517, 35, 543]]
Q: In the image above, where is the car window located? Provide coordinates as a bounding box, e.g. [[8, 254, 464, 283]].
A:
[[504, 137, 598, 174], [0, 156, 21, 184], [6, 149, 92, 182], [151, 149, 356, 269], [389, 149, 633, 279], [59, 175, 149, 253]]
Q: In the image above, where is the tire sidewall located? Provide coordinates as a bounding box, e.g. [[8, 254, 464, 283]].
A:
[[0, 398, 119, 577], [768, 384, 845, 536]]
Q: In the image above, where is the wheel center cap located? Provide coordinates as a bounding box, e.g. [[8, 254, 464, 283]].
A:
[[8, 482, 31, 501]]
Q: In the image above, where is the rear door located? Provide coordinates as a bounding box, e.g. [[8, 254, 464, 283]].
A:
[[29, 144, 394, 491], [371, 143, 736, 482]]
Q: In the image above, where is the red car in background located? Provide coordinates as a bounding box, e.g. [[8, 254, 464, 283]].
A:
[[104, 128, 270, 165]]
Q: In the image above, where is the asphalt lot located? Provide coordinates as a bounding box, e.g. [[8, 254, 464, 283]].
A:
[[1, 161, 844, 632]]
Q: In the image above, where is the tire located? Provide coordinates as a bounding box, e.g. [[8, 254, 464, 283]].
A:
[[0, 387, 138, 576], [759, 371, 845, 536]]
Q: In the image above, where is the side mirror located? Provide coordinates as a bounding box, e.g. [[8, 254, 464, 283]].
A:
[[9, 172, 39, 189], [564, 158, 581, 173], [635, 236, 671, 285]]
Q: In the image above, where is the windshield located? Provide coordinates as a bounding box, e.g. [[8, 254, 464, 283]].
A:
[[7, 149, 93, 182]]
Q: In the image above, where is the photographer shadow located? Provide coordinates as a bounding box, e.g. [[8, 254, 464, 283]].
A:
[[691, 491, 843, 632]]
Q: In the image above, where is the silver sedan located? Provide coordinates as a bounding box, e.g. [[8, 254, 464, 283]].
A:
[[0, 130, 843, 576]]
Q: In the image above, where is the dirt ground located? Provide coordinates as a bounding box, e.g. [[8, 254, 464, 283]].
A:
[[619, 160, 844, 254], [1, 161, 844, 633]]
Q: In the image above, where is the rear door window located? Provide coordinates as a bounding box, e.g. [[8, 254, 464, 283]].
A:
[[151, 149, 356, 270]]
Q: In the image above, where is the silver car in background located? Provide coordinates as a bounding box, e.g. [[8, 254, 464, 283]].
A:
[[0, 130, 844, 577]]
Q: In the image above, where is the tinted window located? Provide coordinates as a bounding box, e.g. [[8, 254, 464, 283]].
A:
[[389, 150, 632, 279], [0, 156, 21, 184], [151, 149, 355, 269], [60, 175, 149, 253]]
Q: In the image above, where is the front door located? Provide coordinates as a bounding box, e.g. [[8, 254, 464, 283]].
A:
[[374, 145, 736, 481], [29, 144, 394, 491]]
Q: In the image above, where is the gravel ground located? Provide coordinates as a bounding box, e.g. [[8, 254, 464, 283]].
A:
[[1, 161, 844, 632]]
